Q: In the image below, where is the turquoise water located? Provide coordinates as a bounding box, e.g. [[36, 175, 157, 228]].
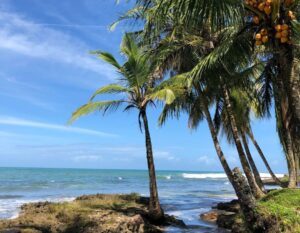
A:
[[0, 168, 235, 232]]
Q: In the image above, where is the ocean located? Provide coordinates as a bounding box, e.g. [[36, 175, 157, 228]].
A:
[[0, 168, 280, 232]]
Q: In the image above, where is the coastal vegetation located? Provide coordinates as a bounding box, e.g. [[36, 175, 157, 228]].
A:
[[258, 189, 300, 232], [0, 194, 165, 233], [206, 188, 300, 232], [66, 0, 300, 232]]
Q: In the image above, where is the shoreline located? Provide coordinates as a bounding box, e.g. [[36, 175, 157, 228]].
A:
[[200, 189, 300, 233], [0, 193, 185, 233]]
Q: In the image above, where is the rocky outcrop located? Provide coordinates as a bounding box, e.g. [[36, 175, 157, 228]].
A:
[[200, 204, 239, 230], [0, 194, 184, 233]]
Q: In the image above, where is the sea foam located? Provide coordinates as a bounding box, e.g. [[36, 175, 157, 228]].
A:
[[259, 173, 285, 180], [182, 173, 285, 180], [182, 173, 228, 179]]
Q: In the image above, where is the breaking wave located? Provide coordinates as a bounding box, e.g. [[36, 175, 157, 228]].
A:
[[182, 173, 285, 180], [182, 173, 228, 179]]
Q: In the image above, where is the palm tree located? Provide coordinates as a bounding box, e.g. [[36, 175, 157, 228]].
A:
[[214, 88, 267, 192], [135, 0, 300, 188], [158, 76, 235, 187], [121, 2, 266, 197], [69, 34, 176, 221], [247, 128, 283, 186]]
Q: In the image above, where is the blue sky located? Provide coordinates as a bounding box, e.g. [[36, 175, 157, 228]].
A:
[[0, 0, 287, 173]]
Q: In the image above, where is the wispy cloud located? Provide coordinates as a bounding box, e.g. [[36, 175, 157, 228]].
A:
[[73, 155, 101, 162], [155, 151, 178, 161], [0, 116, 117, 137], [25, 23, 108, 28], [197, 155, 215, 165], [0, 11, 115, 78]]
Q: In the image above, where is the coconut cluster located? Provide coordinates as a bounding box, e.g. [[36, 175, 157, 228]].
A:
[[245, 0, 297, 46], [284, 0, 295, 7], [255, 28, 269, 45], [275, 24, 290, 43], [245, 0, 272, 15]]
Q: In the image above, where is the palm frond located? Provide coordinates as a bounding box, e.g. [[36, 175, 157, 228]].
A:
[[91, 51, 122, 70], [149, 88, 176, 104], [90, 84, 131, 101], [69, 100, 125, 124]]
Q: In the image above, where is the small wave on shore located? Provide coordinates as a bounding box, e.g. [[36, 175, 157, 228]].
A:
[[0, 196, 75, 219], [182, 172, 285, 180], [165, 175, 172, 180], [182, 173, 228, 179], [259, 173, 285, 180], [0, 195, 23, 199]]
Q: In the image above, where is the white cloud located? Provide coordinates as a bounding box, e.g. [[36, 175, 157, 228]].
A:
[[155, 151, 178, 161], [0, 11, 115, 78], [73, 155, 101, 162], [0, 130, 21, 137], [197, 155, 215, 165], [0, 116, 117, 137]]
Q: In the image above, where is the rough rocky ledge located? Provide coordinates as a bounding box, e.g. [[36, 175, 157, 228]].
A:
[[0, 194, 185, 233], [200, 199, 241, 230]]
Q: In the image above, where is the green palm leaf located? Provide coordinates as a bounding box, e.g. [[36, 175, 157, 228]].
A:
[[149, 89, 176, 104], [69, 100, 125, 124], [90, 84, 131, 101], [91, 51, 122, 70]]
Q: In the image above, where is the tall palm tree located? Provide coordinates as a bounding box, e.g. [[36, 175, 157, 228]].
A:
[[124, 3, 265, 197], [214, 88, 267, 192], [69, 34, 175, 221], [135, 0, 300, 188]]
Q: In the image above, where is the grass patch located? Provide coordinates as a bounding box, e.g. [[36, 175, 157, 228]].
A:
[[0, 193, 158, 233], [257, 189, 300, 232]]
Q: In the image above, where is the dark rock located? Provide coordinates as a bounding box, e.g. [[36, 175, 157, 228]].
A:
[[115, 214, 163, 233], [216, 212, 237, 229], [164, 214, 186, 228], [137, 197, 150, 205], [215, 199, 240, 213]]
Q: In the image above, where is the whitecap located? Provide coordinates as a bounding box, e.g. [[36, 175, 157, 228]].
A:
[[9, 211, 19, 219], [182, 173, 228, 179], [165, 175, 171, 180], [118, 177, 123, 180], [259, 173, 285, 180]]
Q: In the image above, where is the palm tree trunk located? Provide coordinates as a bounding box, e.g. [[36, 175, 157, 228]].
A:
[[248, 129, 282, 186], [273, 75, 297, 188], [280, 113, 297, 188], [296, 157, 300, 187], [222, 85, 264, 198], [199, 91, 263, 230], [287, 150, 297, 188], [278, 46, 300, 188], [295, 153, 299, 187], [140, 109, 164, 221], [241, 131, 265, 192], [199, 92, 234, 183], [289, 55, 300, 172]]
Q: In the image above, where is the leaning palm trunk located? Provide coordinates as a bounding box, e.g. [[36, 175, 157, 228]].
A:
[[248, 129, 282, 186], [200, 96, 269, 230], [141, 110, 164, 221], [222, 85, 264, 198], [241, 131, 266, 193], [202, 100, 234, 183], [274, 75, 298, 188], [278, 47, 300, 187]]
